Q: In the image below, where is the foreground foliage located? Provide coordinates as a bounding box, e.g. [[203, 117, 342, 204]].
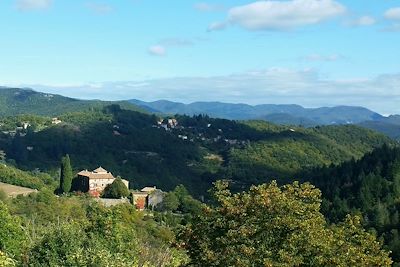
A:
[[181, 181, 392, 266], [305, 145, 400, 264], [0, 250, 15, 267], [1, 192, 187, 267]]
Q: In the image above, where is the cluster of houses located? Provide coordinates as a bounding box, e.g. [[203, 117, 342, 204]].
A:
[[1, 118, 61, 137], [156, 118, 179, 131], [152, 118, 248, 147], [77, 166, 164, 210]]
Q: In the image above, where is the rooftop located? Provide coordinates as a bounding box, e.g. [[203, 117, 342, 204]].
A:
[[78, 167, 114, 180]]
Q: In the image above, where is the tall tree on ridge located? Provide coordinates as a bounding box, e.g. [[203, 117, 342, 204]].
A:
[[60, 155, 73, 193]]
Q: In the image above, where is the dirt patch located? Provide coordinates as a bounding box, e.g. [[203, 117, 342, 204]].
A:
[[0, 182, 38, 197]]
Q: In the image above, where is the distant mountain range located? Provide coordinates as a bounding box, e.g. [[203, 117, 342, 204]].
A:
[[130, 99, 400, 140], [1, 87, 399, 140], [359, 115, 400, 140], [130, 99, 382, 125]]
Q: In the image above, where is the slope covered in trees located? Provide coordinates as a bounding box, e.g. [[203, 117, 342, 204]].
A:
[[360, 116, 400, 140], [303, 145, 400, 263], [0, 163, 56, 190], [0, 105, 394, 196], [0, 87, 143, 117]]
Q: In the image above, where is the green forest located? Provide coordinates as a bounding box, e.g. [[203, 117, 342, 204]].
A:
[[0, 105, 393, 195]]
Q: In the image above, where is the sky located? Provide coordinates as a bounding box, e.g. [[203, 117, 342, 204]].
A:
[[0, 0, 400, 114]]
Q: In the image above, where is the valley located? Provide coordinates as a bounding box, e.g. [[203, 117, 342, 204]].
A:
[[0, 87, 399, 265]]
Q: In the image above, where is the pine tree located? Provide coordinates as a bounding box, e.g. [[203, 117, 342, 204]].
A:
[[60, 155, 73, 193]]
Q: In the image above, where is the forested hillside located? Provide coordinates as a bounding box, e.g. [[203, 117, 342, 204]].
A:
[[0, 87, 143, 116], [360, 115, 400, 140], [303, 145, 400, 263], [0, 104, 393, 196], [0, 93, 398, 265]]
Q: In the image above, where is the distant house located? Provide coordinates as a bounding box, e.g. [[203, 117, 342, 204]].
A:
[[52, 118, 62, 125], [76, 167, 129, 197], [22, 122, 30, 130], [131, 186, 164, 210]]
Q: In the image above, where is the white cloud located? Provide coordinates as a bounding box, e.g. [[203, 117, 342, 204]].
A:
[[148, 45, 166, 56], [194, 3, 225, 12], [86, 2, 113, 14], [227, 0, 347, 31], [16, 0, 52, 10], [348, 16, 376, 26], [207, 21, 227, 31], [384, 7, 400, 20]]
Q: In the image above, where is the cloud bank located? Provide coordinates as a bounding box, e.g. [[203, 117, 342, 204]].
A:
[[209, 0, 346, 31]]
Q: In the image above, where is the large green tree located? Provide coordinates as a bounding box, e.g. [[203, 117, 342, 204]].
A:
[[59, 155, 73, 193], [102, 178, 129, 199], [181, 181, 392, 267]]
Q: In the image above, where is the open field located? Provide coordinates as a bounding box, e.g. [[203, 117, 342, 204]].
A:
[[0, 182, 37, 197]]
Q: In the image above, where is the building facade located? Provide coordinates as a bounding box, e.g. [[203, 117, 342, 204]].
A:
[[131, 186, 164, 210], [77, 167, 129, 197]]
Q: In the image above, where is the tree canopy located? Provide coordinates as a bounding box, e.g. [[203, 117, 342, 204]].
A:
[[181, 181, 392, 267], [102, 178, 130, 199]]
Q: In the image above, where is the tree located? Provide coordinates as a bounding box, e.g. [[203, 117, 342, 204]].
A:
[[0, 201, 26, 259], [161, 192, 179, 211], [59, 155, 73, 193], [173, 184, 189, 202], [102, 178, 129, 199], [180, 180, 392, 267]]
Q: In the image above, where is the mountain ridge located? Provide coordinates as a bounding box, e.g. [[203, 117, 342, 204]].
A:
[[0, 87, 145, 116], [2, 87, 398, 140], [130, 98, 384, 125]]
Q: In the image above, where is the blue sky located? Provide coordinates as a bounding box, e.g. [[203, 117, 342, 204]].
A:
[[0, 0, 400, 114]]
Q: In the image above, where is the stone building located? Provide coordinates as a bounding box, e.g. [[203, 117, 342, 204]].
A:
[[77, 167, 129, 197], [132, 186, 164, 210]]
